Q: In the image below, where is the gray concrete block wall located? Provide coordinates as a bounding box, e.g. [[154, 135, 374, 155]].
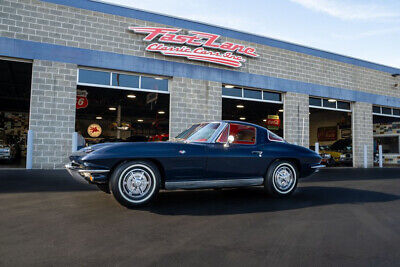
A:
[[30, 60, 77, 168], [0, 0, 398, 99], [283, 92, 309, 147], [169, 77, 221, 138], [352, 102, 373, 167]]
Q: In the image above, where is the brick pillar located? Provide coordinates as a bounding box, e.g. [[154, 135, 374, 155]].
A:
[[169, 77, 221, 138], [29, 60, 77, 169], [352, 102, 373, 167], [283, 92, 309, 147]]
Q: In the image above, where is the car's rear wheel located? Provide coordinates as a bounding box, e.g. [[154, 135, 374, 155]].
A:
[[109, 161, 160, 207], [265, 160, 298, 197]]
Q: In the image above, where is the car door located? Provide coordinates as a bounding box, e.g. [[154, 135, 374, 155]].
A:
[[164, 142, 207, 181], [206, 123, 267, 180]]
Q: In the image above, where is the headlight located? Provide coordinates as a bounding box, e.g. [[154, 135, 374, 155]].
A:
[[321, 153, 331, 159]]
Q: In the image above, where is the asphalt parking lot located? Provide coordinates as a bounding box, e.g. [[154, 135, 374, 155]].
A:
[[1, 168, 400, 266]]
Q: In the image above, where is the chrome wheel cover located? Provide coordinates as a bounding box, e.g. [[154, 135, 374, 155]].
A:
[[118, 164, 155, 203], [272, 163, 296, 194]]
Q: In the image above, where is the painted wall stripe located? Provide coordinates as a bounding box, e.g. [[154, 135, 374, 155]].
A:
[[1, 36, 400, 108], [40, 0, 400, 74]]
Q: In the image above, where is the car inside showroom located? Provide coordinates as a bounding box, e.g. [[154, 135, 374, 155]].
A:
[[309, 97, 353, 167]]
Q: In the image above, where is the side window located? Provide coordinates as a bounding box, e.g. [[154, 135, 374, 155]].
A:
[[268, 131, 284, 142], [229, 124, 256, 145]]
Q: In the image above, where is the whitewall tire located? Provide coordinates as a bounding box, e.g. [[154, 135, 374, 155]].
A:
[[265, 160, 298, 197], [110, 161, 161, 207]]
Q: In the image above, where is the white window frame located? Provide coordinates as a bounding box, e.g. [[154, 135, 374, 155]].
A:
[[222, 85, 283, 104], [373, 105, 400, 118], [309, 96, 351, 112], [77, 66, 170, 94]]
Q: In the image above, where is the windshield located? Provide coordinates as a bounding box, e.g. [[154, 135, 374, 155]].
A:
[[175, 123, 221, 142]]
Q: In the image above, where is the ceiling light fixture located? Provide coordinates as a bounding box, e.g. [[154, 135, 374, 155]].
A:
[[278, 109, 284, 112], [96, 116, 102, 120], [239, 117, 246, 120], [158, 111, 165, 114], [127, 94, 136, 98], [155, 77, 163, 80], [224, 85, 234, 88], [263, 119, 267, 122], [109, 107, 116, 111], [137, 119, 143, 122], [236, 104, 244, 108], [328, 99, 337, 103]]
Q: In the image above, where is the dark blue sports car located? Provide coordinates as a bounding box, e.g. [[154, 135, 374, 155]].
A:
[[66, 121, 323, 207]]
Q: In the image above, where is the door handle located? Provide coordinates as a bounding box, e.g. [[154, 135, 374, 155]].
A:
[[252, 151, 263, 157]]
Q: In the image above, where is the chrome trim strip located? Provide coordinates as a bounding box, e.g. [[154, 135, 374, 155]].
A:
[[165, 178, 263, 190], [311, 164, 325, 169], [65, 164, 110, 173], [77, 169, 110, 173]]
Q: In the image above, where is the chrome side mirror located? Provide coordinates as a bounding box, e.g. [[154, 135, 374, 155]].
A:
[[224, 135, 235, 147]]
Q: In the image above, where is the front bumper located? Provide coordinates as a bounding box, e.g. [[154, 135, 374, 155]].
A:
[[65, 162, 110, 184]]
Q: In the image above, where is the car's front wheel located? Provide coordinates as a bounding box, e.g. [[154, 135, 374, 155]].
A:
[[265, 160, 298, 197], [109, 161, 160, 208]]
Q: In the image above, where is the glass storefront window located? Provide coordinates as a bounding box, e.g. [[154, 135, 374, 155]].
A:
[[309, 97, 322, 106], [141, 77, 168, 91], [337, 101, 350, 110], [112, 73, 139, 88], [78, 69, 110, 85], [373, 106, 381, 114], [222, 87, 242, 97], [263, 91, 281, 102], [323, 99, 336, 108], [382, 107, 392, 115], [243, 89, 262, 99]]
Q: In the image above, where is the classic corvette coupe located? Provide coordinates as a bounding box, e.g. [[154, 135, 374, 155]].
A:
[[66, 121, 323, 207]]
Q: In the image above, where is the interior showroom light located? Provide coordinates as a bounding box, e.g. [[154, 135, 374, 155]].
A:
[[127, 94, 136, 98], [158, 111, 165, 114], [236, 104, 244, 108], [328, 99, 337, 102], [239, 117, 246, 120], [279, 109, 284, 112], [137, 119, 143, 122], [109, 107, 116, 111], [96, 116, 102, 120], [224, 85, 234, 88]]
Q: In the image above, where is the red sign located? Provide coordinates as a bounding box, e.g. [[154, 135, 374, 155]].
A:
[[129, 27, 259, 68], [76, 96, 88, 109], [76, 90, 88, 109], [267, 115, 280, 130]]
